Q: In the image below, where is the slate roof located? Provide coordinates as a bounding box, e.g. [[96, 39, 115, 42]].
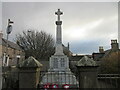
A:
[[92, 53, 105, 61], [69, 55, 92, 61], [2, 38, 22, 50], [92, 48, 120, 61], [62, 44, 73, 55], [69, 55, 84, 61], [103, 49, 120, 58]]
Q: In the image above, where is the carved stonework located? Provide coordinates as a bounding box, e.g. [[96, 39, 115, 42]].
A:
[[40, 9, 78, 86]]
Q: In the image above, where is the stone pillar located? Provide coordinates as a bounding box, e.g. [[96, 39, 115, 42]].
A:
[[76, 66, 98, 88], [76, 56, 98, 88], [18, 56, 42, 88], [54, 9, 64, 55]]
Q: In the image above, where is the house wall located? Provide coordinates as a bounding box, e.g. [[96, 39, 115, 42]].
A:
[[0, 45, 2, 66], [0, 45, 2, 58], [0, 32, 2, 65], [1, 45, 25, 66]]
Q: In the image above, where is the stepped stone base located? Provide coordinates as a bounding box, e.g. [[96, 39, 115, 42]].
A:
[[40, 71, 78, 85], [40, 55, 78, 86]]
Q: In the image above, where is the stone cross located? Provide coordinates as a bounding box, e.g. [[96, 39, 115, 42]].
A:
[[54, 9, 64, 55], [55, 9, 63, 21]]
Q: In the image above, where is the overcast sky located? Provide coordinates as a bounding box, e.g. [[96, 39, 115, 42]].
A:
[[2, 2, 118, 54]]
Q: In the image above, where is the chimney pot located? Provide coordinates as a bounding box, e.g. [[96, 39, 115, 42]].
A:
[[111, 39, 119, 50], [99, 46, 104, 53]]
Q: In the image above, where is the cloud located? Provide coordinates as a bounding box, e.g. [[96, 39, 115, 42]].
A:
[[2, 2, 118, 54], [63, 15, 118, 42], [63, 18, 104, 41]]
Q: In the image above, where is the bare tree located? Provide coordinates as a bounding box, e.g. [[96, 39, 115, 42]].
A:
[[100, 51, 120, 74], [16, 30, 55, 60]]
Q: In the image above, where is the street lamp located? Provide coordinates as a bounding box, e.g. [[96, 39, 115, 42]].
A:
[[7, 19, 13, 34], [6, 19, 14, 40]]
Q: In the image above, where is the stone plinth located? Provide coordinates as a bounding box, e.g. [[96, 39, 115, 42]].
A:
[[41, 72, 78, 85], [76, 66, 98, 88], [76, 56, 98, 88], [18, 56, 42, 88], [41, 55, 78, 86], [49, 55, 70, 72]]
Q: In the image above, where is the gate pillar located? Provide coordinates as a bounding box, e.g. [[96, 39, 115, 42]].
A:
[[76, 56, 99, 88]]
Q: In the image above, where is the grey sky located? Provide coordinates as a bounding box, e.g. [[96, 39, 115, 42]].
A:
[[2, 2, 118, 54]]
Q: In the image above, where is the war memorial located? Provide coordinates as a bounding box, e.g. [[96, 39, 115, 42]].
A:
[[40, 9, 79, 88]]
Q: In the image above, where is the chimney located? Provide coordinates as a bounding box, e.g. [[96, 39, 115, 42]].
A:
[[111, 39, 119, 50], [99, 46, 104, 53], [0, 31, 3, 39]]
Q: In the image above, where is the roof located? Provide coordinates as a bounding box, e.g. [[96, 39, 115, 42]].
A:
[[69, 55, 92, 61], [76, 56, 97, 66], [92, 53, 105, 60], [19, 56, 43, 68], [2, 38, 22, 51], [69, 55, 84, 61], [103, 49, 120, 58], [62, 44, 73, 55], [92, 48, 120, 60]]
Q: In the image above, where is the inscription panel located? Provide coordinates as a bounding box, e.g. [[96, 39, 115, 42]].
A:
[[53, 58, 58, 68], [61, 58, 65, 67]]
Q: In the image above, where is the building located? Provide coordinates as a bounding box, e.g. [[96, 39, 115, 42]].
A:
[[92, 39, 120, 62], [92, 39, 120, 73], [63, 43, 73, 57], [0, 32, 25, 66]]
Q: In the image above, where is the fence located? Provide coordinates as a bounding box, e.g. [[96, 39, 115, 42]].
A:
[[1, 67, 120, 89], [39, 71, 120, 89], [97, 74, 120, 88]]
